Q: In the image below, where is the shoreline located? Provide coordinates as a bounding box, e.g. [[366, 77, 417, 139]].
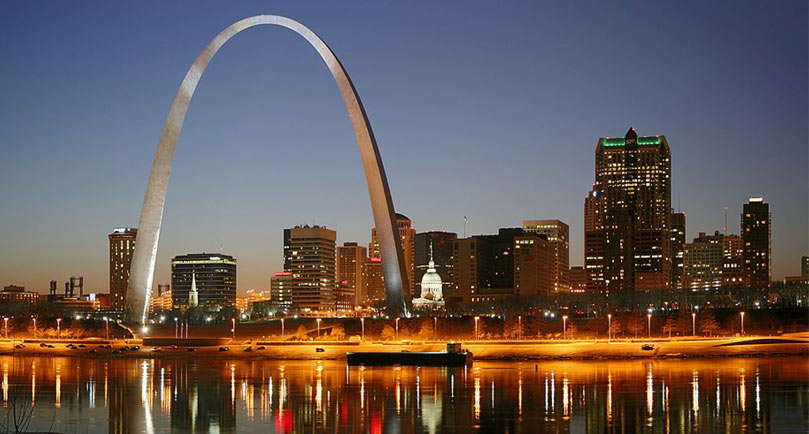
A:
[[1, 334, 807, 362]]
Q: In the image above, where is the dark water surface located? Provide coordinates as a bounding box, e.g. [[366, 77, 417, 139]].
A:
[[0, 355, 806, 433]]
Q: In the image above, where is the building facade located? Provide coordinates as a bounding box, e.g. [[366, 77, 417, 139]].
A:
[[522, 220, 569, 292], [365, 257, 385, 303], [722, 234, 744, 289], [670, 212, 686, 289], [336, 242, 367, 307], [569, 266, 587, 292], [415, 231, 456, 297], [513, 235, 553, 297], [741, 197, 771, 288], [683, 232, 725, 291], [109, 227, 137, 310], [584, 128, 672, 293], [0, 285, 39, 305], [370, 213, 415, 297], [451, 228, 527, 302], [269, 272, 293, 313], [171, 253, 237, 308], [283, 225, 336, 314]]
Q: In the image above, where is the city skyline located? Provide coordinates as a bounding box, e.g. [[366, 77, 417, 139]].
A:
[[1, 2, 807, 293]]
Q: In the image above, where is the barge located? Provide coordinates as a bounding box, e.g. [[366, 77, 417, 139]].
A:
[[347, 343, 473, 367]]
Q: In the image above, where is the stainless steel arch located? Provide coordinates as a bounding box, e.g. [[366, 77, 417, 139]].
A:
[[125, 15, 409, 324]]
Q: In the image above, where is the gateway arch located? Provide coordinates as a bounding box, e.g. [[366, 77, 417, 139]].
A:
[[125, 15, 410, 324]]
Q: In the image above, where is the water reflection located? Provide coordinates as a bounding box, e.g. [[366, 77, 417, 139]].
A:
[[0, 356, 805, 433]]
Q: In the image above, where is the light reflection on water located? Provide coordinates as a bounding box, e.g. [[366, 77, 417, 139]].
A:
[[0, 356, 806, 433]]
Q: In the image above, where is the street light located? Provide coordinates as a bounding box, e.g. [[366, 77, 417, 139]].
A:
[[317, 318, 322, 338], [231, 318, 236, 340], [361, 317, 365, 341], [3, 317, 8, 339], [281, 318, 285, 340], [647, 313, 652, 338], [474, 316, 480, 340], [518, 315, 522, 340], [562, 315, 568, 340], [32, 317, 36, 339], [607, 314, 612, 341], [104, 317, 110, 340], [174, 318, 178, 339], [740, 312, 745, 336], [434, 317, 438, 341], [395, 318, 399, 340], [692, 312, 696, 337], [57, 318, 62, 339]]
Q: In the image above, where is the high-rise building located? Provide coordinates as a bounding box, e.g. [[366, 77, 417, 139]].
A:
[[269, 272, 293, 313], [584, 128, 672, 293], [108, 227, 137, 310], [569, 266, 587, 292], [670, 212, 686, 289], [741, 197, 771, 288], [683, 232, 725, 291], [802, 256, 809, 278], [452, 228, 526, 302], [513, 235, 553, 297], [722, 234, 743, 289], [365, 257, 385, 303], [171, 253, 237, 307], [522, 220, 569, 292], [283, 225, 336, 313], [370, 213, 415, 297], [336, 242, 367, 307], [415, 231, 456, 297]]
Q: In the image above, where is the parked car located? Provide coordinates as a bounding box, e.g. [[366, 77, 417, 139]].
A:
[[219, 347, 230, 352], [641, 344, 655, 351], [315, 347, 325, 353], [14, 344, 24, 349], [256, 346, 266, 351], [244, 347, 253, 352], [39, 343, 48, 347], [187, 348, 196, 352]]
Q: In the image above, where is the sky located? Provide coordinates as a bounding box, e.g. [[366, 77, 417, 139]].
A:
[[0, 1, 806, 294]]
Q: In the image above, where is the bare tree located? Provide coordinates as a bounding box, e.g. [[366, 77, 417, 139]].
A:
[[662, 316, 676, 339]]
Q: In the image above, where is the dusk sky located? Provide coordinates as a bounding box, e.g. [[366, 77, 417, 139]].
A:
[[1, 1, 806, 294]]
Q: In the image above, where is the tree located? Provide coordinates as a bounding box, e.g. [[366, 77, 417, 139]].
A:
[[417, 320, 434, 340], [662, 316, 676, 339], [330, 323, 346, 340], [626, 312, 645, 338], [380, 325, 396, 340], [502, 316, 522, 340], [677, 313, 693, 336], [609, 318, 623, 338], [699, 311, 720, 337], [295, 325, 309, 340]]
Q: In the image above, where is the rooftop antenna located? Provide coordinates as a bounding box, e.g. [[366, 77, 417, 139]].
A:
[[723, 206, 729, 234], [463, 216, 468, 238]]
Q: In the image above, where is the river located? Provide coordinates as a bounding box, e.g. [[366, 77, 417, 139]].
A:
[[0, 355, 806, 433]]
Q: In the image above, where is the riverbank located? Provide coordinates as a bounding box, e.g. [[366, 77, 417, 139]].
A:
[[1, 334, 807, 361]]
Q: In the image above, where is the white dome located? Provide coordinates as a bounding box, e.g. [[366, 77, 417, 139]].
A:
[[421, 261, 443, 286]]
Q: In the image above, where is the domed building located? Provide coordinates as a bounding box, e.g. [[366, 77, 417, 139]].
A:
[[412, 243, 445, 309]]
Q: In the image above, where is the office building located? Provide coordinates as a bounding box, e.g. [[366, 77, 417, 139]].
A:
[[683, 232, 725, 291], [523, 220, 569, 292], [415, 231, 456, 297], [569, 266, 587, 292], [741, 197, 771, 287], [365, 257, 385, 303], [584, 128, 672, 293], [171, 253, 237, 307], [269, 272, 294, 313], [802, 256, 809, 278], [336, 242, 367, 307], [670, 212, 686, 289], [722, 234, 744, 289], [283, 225, 336, 313], [452, 228, 526, 302], [513, 235, 553, 297], [370, 213, 415, 297], [0, 285, 39, 304], [109, 227, 137, 310]]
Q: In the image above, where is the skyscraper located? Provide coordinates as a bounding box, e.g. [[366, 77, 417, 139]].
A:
[[802, 256, 809, 278], [585, 128, 672, 293], [108, 227, 137, 310], [670, 212, 686, 289], [370, 213, 415, 297], [269, 272, 293, 313], [741, 197, 771, 288], [683, 232, 725, 291], [415, 231, 456, 297], [284, 225, 336, 313], [365, 257, 385, 303], [337, 242, 367, 306], [171, 253, 237, 308], [452, 228, 526, 302], [513, 235, 553, 297], [522, 220, 570, 292], [722, 234, 743, 289]]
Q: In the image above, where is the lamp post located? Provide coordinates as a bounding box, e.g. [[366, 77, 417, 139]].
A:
[[317, 318, 321, 339], [607, 314, 612, 341], [361, 317, 365, 341], [395, 318, 399, 340], [57, 318, 61, 339], [562, 315, 568, 340], [740, 312, 745, 336], [231, 318, 236, 340], [518, 315, 522, 340], [434, 317, 438, 341], [281, 318, 285, 340], [474, 316, 480, 340], [174, 318, 178, 339], [104, 317, 110, 340], [692, 312, 696, 337], [3, 317, 8, 339], [32, 317, 36, 339], [647, 313, 652, 338]]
